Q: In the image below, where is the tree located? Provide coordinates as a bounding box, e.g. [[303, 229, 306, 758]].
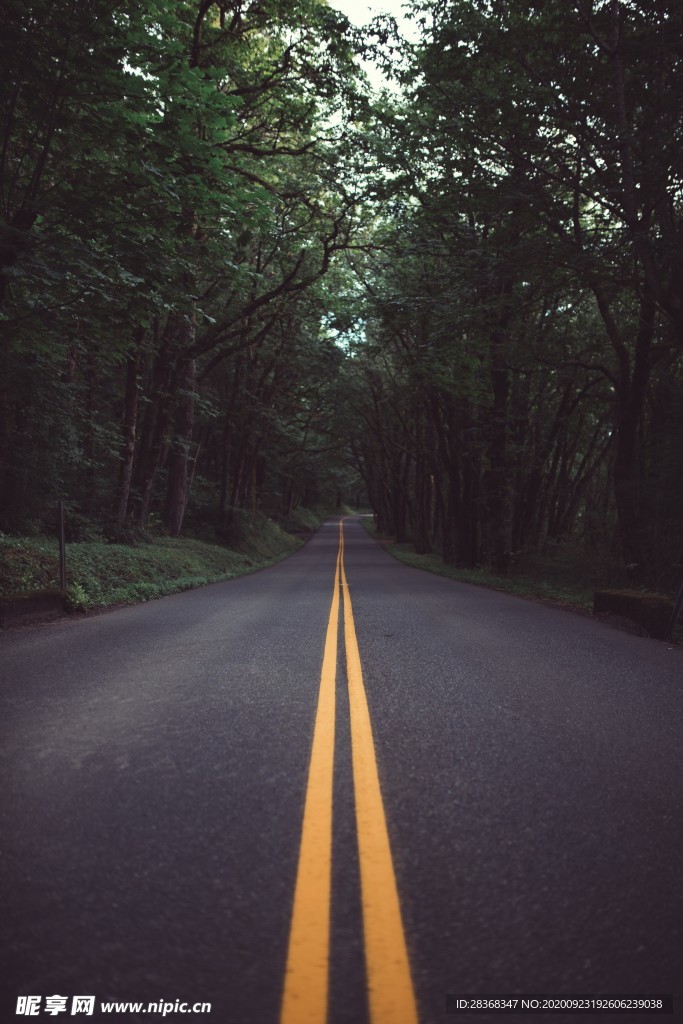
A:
[[0, 0, 368, 535], [342, 0, 683, 581]]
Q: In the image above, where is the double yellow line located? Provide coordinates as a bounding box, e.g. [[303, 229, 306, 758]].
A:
[[280, 520, 419, 1024]]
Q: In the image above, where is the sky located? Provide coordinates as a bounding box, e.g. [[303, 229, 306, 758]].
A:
[[329, 0, 418, 89], [331, 0, 410, 23]]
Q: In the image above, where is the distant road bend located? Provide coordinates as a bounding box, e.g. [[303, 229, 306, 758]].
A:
[[1, 517, 681, 1024]]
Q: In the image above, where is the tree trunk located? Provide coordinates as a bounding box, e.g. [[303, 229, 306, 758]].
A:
[[613, 299, 656, 583], [0, 210, 38, 307], [164, 355, 197, 536], [113, 332, 143, 527], [591, 278, 656, 583], [488, 331, 512, 573]]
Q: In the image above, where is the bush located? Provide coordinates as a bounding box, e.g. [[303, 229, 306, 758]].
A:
[[0, 537, 59, 596], [102, 522, 155, 546], [65, 582, 88, 612], [1, 524, 304, 612], [41, 506, 104, 543], [277, 506, 326, 534]]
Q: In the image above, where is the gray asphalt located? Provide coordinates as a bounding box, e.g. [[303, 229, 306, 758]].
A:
[[1, 518, 681, 1024]]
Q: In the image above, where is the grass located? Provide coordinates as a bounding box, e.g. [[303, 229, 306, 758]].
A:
[[363, 520, 683, 642], [0, 511, 315, 613], [385, 542, 595, 610], [362, 519, 633, 613]]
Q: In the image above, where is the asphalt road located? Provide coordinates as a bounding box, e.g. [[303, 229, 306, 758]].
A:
[[1, 518, 681, 1024]]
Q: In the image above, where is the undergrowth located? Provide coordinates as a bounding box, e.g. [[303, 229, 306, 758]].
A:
[[377, 536, 683, 643], [0, 508, 324, 612], [361, 520, 632, 612]]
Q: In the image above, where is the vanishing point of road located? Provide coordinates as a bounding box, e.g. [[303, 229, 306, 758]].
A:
[[1, 518, 681, 1023]]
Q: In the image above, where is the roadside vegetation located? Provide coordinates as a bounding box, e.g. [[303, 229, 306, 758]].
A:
[[364, 521, 682, 642], [384, 543, 596, 612], [364, 522, 601, 611], [0, 509, 326, 613]]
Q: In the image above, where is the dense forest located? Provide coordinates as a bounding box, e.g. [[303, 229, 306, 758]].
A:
[[1, 0, 682, 593]]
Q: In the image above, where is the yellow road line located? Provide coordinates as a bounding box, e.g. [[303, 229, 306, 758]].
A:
[[281, 519, 419, 1024], [280, 532, 342, 1024], [340, 521, 420, 1024]]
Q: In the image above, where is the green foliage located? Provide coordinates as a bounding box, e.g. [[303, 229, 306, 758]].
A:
[[278, 506, 327, 534], [0, 537, 59, 595], [216, 511, 300, 558], [338, 0, 683, 582], [0, 0, 368, 537], [390, 543, 596, 610], [0, 528, 303, 610], [65, 582, 88, 613]]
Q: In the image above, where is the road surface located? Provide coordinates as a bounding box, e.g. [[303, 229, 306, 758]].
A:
[[1, 518, 681, 1023]]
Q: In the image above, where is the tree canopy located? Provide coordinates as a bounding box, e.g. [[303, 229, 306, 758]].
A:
[[1, 0, 681, 589]]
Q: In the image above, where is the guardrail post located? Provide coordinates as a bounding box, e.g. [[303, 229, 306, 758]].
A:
[[58, 500, 67, 590]]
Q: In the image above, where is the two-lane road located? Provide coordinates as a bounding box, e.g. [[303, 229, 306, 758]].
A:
[[1, 518, 681, 1023]]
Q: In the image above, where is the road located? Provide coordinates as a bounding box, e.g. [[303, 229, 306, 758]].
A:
[[1, 517, 681, 1024]]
